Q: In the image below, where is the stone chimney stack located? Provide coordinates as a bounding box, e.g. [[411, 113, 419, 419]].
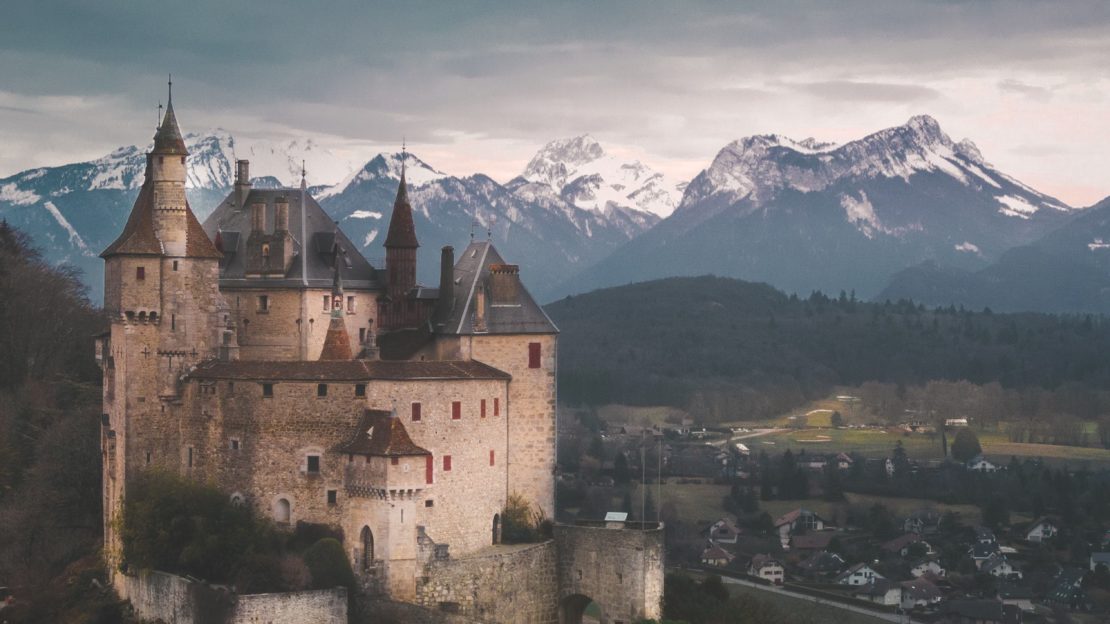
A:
[[489, 264, 520, 305], [275, 196, 290, 231], [235, 160, 252, 208], [250, 201, 266, 233], [437, 246, 454, 321]]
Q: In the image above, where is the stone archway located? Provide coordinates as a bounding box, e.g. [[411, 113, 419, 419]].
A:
[[360, 525, 374, 570], [560, 593, 605, 624]]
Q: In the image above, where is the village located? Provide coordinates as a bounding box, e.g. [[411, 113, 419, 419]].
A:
[[555, 397, 1110, 624]]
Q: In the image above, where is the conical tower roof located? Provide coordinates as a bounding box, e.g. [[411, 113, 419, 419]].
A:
[[153, 80, 188, 155], [384, 164, 419, 248]]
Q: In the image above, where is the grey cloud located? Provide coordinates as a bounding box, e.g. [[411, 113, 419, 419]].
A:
[[997, 79, 1054, 101], [792, 81, 941, 103]]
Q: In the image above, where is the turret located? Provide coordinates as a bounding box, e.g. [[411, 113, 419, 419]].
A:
[[384, 162, 419, 301], [149, 79, 189, 257], [319, 244, 353, 361]]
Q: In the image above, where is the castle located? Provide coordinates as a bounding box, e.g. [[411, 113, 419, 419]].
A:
[[96, 90, 662, 623]]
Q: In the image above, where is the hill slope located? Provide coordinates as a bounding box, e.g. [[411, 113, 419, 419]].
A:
[[548, 276, 1110, 414]]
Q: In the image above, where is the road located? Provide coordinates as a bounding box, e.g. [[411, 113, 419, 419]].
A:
[[720, 575, 924, 624]]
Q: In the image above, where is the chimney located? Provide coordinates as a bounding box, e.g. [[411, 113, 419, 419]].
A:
[[219, 320, 240, 362], [489, 264, 520, 305], [250, 201, 266, 233], [473, 284, 487, 333], [437, 246, 454, 321], [235, 160, 252, 208], [275, 196, 290, 231]]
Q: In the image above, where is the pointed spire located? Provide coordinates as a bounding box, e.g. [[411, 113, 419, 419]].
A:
[[331, 240, 344, 301], [300, 160, 307, 190], [384, 150, 418, 249], [152, 75, 187, 155]]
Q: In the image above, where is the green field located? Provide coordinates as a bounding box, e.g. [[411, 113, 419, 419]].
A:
[[724, 579, 892, 624]]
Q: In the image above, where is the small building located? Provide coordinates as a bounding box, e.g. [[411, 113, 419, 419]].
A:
[[701, 543, 735, 568], [773, 509, 826, 549], [910, 558, 946, 578], [982, 554, 1022, 580], [852, 579, 900, 606], [900, 578, 942, 611], [967, 455, 998, 472], [834, 562, 884, 586], [974, 526, 998, 545], [1045, 569, 1092, 612], [1024, 517, 1057, 543], [881, 533, 931, 558], [904, 509, 942, 535], [835, 452, 853, 470], [797, 551, 846, 579], [748, 554, 785, 585], [945, 418, 969, 427], [604, 512, 628, 529], [790, 531, 835, 554], [1089, 552, 1110, 571], [708, 518, 740, 544], [997, 583, 1035, 613], [970, 542, 1001, 568]]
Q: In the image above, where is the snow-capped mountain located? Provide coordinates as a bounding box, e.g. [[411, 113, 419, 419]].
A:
[[558, 115, 1079, 300], [510, 135, 683, 218], [317, 152, 658, 300], [0, 131, 358, 301]]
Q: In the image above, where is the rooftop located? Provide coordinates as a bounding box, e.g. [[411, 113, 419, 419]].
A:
[[188, 358, 511, 382]]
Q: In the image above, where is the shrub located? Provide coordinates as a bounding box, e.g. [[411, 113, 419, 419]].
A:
[[303, 538, 357, 591], [501, 493, 550, 544]]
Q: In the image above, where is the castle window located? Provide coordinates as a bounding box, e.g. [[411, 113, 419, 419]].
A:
[[490, 450, 495, 466], [146, 451, 151, 464], [317, 383, 328, 397], [411, 402, 421, 422], [359, 327, 366, 343], [257, 295, 270, 312], [323, 295, 330, 311], [136, 266, 145, 281], [391, 457, 399, 466], [229, 438, 240, 451], [425, 500, 434, 508], [187, 446, 194, 468], [355, 383, 366, 397], [262, 383, 274, 398], [306, 454, 321, 474], [180, 156, 186, 165], [228, 381, 234, 393], [171, 314, 176, 331], [347, 296, 356, 314], [481, 399, 487, 418], [172, 260, 179, 271], [443, 455, 452, 471], [159, 156, 164, 164], [494, 397, 500, 416], [261, 243, 270, 261], [528, 342, 541, 368], [327, 490, 338, 506], [230, 493, 244, 506], [451, 401, 461, 420], [425, 455, 433, 484]]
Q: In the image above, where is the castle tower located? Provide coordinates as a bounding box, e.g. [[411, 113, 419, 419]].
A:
[[381, 163, 419, 329], [98, 82, 225, 584], [319, 245, 354, 360]]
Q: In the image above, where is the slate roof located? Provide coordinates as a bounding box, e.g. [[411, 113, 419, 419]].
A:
[[338, 409, 429, 457], [798, 551, 846, 574], [101, 177, 221, 259], [384, 172, 418, 248], [203, 188, 381, 290], [791, 532, 835, 551], [188, 358, 510, 381], [901, 578, 941, 601], [152, 100, 187, 155], [882, 532, 924, 554], [434, 241, 558, 336]]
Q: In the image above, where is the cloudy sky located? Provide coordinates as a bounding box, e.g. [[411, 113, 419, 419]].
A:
[[2, 0, 1108, 205]]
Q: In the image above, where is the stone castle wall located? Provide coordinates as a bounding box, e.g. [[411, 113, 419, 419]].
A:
[[554, 524, 665, 624], [415, 542, 559, 624], [225, 287, 379, 360], [468, 334, 558, 518]]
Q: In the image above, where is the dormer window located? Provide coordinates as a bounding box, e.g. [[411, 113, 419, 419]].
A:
[[261, 243, 270, 263], [347, 296, 356, 314]]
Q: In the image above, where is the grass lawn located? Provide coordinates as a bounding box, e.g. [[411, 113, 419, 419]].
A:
[[632, 481, 730, 525], [754, 427, 942, 459], [725, 580, 892, 624]]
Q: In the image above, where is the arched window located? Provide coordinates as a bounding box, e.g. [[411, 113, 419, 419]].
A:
[[360, 526, 374, 569], [492, 514, 501, 545], [274, 498, 291, 524], [230, 493, 244, 506]]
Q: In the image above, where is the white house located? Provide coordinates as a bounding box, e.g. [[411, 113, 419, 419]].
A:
[[910, 558, 946, 578], [701, 543, 734, 567], [966, 455, 998, 472], [900, 578, 942, 610], [748, 554, 785, 585], [852, 580, 901, 606], [708, 518, 740, 544], [835, 563, 884, 586], [773, 509, 826, 549], [1026, 517, 1058, 543], [982, 554, 1022, 580]]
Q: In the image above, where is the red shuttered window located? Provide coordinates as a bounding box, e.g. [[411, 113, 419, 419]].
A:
[[481, 399, 487, 418], [425, 455, 433, 484], [490, 450, 495, 466], [443, 455, 452, 471], [494, 397, 500, 416], [528, 342, 541, 368], [452, 401, 461, 420], [412, 402, 422, 422]]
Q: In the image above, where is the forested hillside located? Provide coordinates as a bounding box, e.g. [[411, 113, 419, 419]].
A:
[[548, 276, 1110, 418], [0, 221, 118, 621]]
